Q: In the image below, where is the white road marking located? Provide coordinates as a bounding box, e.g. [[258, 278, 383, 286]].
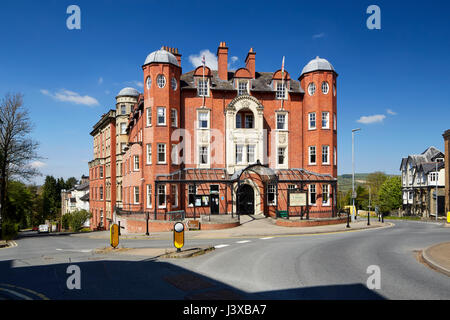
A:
[[56, 248, 92, 253], [260, 237, 274, 240], [236, 240, 251, 244], [214, 244, 230, 249]]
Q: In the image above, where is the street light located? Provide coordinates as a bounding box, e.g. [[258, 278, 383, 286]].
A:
[[434, 158, 444, 221], [352, 128, 361, 222]]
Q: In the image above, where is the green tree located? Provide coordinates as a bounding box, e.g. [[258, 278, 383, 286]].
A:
[[67, 209, 91, 232], [65, 177, 78, 189], [377, 176, 402, 214], [366, 172, 388, 204], [5, 181, 33, 229]]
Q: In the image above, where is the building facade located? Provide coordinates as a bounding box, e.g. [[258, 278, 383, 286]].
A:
[[400, 146, 445, 217], [61, 176, 90, 227], [89, 42, 339, 230], [443, 129, 450, 214]]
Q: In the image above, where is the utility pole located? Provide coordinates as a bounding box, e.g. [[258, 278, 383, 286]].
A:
[[352, 128, 361, 222]]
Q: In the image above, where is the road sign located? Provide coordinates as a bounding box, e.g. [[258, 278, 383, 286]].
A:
[[110, 223, 119, 248], [173, 222, 184, 251], [352, 191, 357, 199]]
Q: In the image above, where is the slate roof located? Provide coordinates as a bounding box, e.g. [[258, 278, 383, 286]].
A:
[[419, 162, 445, 174], [180, 70, 304, 94], [400, 146, 443, 170], [75, 182, 89, 191], [80, 192, 89, 201]]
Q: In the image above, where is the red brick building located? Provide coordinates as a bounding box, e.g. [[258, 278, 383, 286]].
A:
[[90, 42, 338, 230]]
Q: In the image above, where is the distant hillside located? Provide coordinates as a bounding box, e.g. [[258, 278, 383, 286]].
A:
[[338, 173, 399, 194]]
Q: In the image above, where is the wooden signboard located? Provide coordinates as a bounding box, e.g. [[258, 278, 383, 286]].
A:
[[187, 220, 200, 230], [289, 192, 307, 206]]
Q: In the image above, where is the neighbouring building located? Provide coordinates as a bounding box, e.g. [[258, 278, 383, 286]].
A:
[[61, 176, 90, 227], [443, 129, 450, 214], [400, 146, 445, 217], [89, 42, 339, 231]]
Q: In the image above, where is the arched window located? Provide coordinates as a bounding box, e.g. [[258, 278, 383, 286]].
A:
[[236, 109, 254, 128]]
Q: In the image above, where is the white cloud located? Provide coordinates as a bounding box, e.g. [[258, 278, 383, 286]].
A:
[[386, 109, 397, 115], [41, 89, 99, 106], [30, 161, 46, 168], [98, 77, 103, 85], [189, 49, 218, 70], [189, 49, 240, 71], [356, 114, 386, 124], [312, 32, 325, 39]]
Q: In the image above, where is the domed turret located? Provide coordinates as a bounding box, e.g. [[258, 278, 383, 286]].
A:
[[300, 56, 335, 77], [143, 47, 179, 67], [117, 87, 140, 98]]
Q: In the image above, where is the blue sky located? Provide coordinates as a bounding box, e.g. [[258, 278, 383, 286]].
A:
[[0, 0, 449, 184]]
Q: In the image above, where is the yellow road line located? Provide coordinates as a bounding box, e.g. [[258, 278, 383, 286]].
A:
[[0, 287, 33, 300]]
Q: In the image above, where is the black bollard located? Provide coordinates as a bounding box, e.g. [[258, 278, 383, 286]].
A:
[[347, 211, 350, 228]]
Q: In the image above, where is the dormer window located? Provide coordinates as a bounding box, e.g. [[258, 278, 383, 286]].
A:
[[276, 81, 286, 99], [238, 80, 249, 96], [197, 79, 209, 97]]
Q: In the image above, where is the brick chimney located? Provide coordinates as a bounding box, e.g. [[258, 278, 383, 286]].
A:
[[163, 46, 181, 67], [245, 48, 256, 79], [217, 41, 228, 81]]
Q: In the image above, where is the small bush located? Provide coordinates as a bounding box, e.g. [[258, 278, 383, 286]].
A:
[[68, 210, 91, 232], [1, 220, 19, 240], [62, 214, 70, 230]]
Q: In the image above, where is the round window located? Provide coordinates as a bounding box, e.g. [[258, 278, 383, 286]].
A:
[[171, 78, 177, 91], [321, 81, 329, 94], [146, 76, 151, 89], [308, 82, 316, 96], [157, 75, 166, 88]]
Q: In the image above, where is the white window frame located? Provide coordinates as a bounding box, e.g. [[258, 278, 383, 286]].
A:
[[146, 76, 151, 89], [236, 144, 244, 164], [158, 184, 166, 208], [197, 79, 209, 97], [157, 74, 166, 88], [334, 146, 337, 166], [247, 145, 255, 164], [188, 185, 197, 207], [199, 145, 209, 165], [171, 108, 177, 127], [276, 113, 287, 130], [146, 184, 152, 208], [146, 143, 152, 164], [309, 184, 316, 205], [157, 107, 166, 126], [146, 107, 151, 126], [308, 82, 316, 96], [309, 146, 316, 165], [308, 112, 316, 130], [238, 80, 249, 96], [133, 155, 139, 171], [276, 81, 287, 100], [267, 184, 276, 205], [321, 81, 329, 95], [134, 186, 140, 204], [322, 145, 329, 165], [278, 147, 286, 165], [120, 122, 127, 135], [198, 111, 209, 129], [121, 105, 126, 115], [322, 112, 330, 129], [333, 113, 337, 130], [322, 184, 330, 206], [157, 143, 166, 164]]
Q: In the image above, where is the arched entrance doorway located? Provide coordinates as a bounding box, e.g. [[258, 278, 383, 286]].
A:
[[237, 184, 255, 215]]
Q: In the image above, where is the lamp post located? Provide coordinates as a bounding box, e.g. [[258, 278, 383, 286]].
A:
[[352, 128, 361, 222], [434, 158, 444, 221], [368, 186, 371, 226]]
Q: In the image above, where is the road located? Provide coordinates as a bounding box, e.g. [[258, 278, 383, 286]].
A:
[[0, 220, 448, 300]]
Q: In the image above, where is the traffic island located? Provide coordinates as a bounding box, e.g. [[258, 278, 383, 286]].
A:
[[421, 242, 450, 277], [94, 246, 215, 259], [275, 216, 347, 227]]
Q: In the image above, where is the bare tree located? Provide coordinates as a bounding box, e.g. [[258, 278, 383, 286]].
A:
[[0, 93, 40, 224]]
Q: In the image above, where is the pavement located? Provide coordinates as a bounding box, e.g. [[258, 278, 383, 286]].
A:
[[72, 215, 392, 241], [422, 241, 450, 277]]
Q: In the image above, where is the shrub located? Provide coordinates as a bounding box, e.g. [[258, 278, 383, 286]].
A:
[[68, 210, 91, 232], [62, 214, 70, 230], [1, 220, 19, 240]]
